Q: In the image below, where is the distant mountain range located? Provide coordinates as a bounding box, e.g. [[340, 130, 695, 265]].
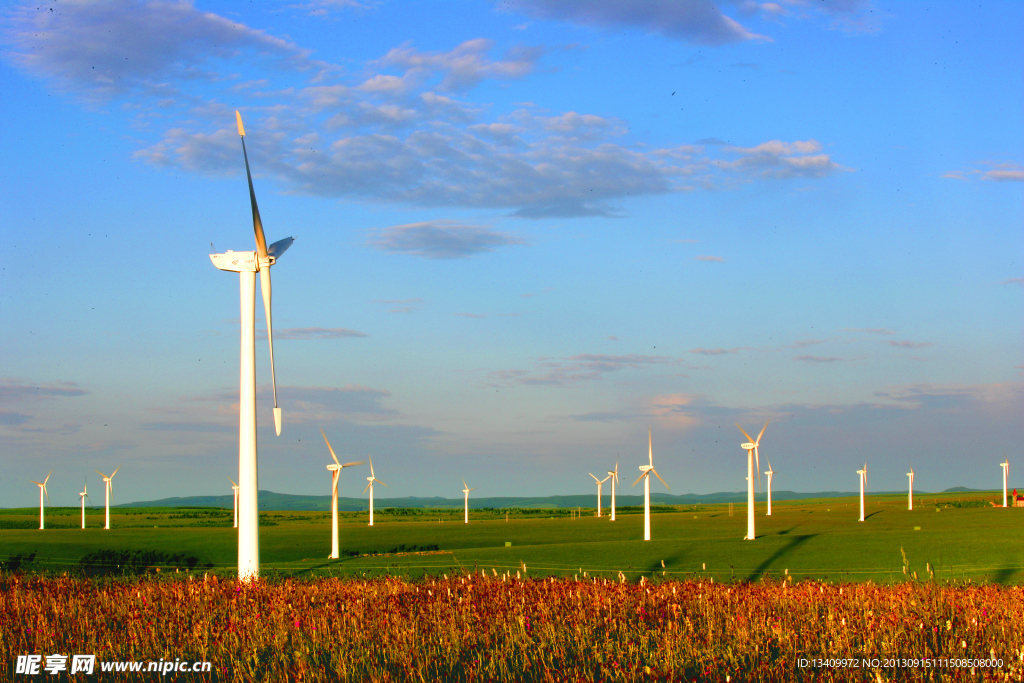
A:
[[111, 488, 992, 511]]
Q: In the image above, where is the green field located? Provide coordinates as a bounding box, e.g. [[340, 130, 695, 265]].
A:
[[2, 491, 1021, 583]]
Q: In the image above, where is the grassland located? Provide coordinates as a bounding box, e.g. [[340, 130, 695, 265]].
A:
[[1, 491, 1020, 584]]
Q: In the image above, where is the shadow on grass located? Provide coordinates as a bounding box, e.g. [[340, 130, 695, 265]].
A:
[[865, 511, 884, 520], [644, 547, 691, 576], [745, 534, 817, 582], [992, 566, 1019, 585], [776, 525, 801, 536]]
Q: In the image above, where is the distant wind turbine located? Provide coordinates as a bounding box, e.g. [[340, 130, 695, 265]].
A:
[[95, 467, 120, 530], [607, 461, 619, 521], [209, 111, 294, 580], [589, 472, 610, 517], [364, 456, 386, 526], [462, 479, 476, 524], [1001, 459, 1009, 508], [229, 478, 240, 528], [907, 467, 914, 511], [79, 477, 93, 529], [322, 430, 363, 558], [737, 421, 768, 540], [632, 429, 669, 541], [857, 463, 868, 522], [764, 460, 774, 516], [29, 470, 51, 530]]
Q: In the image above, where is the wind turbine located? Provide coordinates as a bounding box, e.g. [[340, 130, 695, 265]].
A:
[[764, 460, 774, 516], [364, 456, 386, 526], [907, 468, 914, 511], [79, 477, 93, 529], [632, 429, 669, 541], [209, 111, 294, 580], [857, 463, 867, 522], [462, 479, 476, 524], [607, 461, 619, 521], [1001, 459, 1009, 508], [737, 421, 768, 540], [95, 467, 120, 530], [589, 472, 610, 517], [229, 478, 240, 528], [29, 470, 51, 530], [322, 430, 363, 558]]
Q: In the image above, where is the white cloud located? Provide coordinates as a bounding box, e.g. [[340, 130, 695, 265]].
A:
[[369, 221, 527, 259]]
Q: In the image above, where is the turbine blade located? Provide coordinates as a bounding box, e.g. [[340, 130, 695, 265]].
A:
[[111, 466, 120, 478], [94, 470, 108, 479], [341, 461, 364, 468], [30, 480, 43, 486], [737, 421, 753, 444], [590, 472, 599, 482], [648, 429, 653, 466], [756, 420, 769, 445], [43, 485, 49, 505], [463, 478, 468, 489], [632, 472, 646, 487], [369, 456, 375, 479], [321, 429, 341, 466], [268, 237, 294, 259], [236, 111, 268, 260], [363, 481, 372, 494], [377, 479, 387, 488], [44, 469, 52, 485], [651, 468, 669, 490], [229, 477, 238, 487], [260, 266, 281, 436], [755, 447, 761, 492]]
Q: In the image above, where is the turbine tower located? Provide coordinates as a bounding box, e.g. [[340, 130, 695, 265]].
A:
[[462, 479, 476, 524], [589, 472, 610, 517], [607, 461, 619, 521], [229, 478, 240, 528], [322, 430, 363, 558], [632, 429, 669, 541], [364, 456, 386, 526], [764, 460, 774, 516], [737, 421, 768, 540], [1001, 459, 1009, 508], [29, 470, 51, 530], [857, 463, 867, 522], [209, 111, 294, 580], [79, 478, 93, 529], [907, 467, 914, 511], [95, 467, 120, 530]]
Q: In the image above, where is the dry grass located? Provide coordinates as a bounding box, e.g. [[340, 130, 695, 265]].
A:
[[1, 572, 1022, 681]]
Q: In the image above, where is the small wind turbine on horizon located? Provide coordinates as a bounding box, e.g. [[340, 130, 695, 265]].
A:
[[79, 477, 93, 529], [589, 472, 610, 517], [907, 467, 915, 511], [1000, 459, 1009, 508], [209, 111, 295, 581], [364, 456, 386, 526], [229, 478, 240, 528], [29, 470, 51, 530], [764, 460, 774, 516], [322, 430, 363, 558], [95, 467, 120, 530], [737, 421, 768, 540], [462, 479, 476, 524], [857, 463, 868, 522], [607, 461, 619, 521], [632, 429, 669, 541]]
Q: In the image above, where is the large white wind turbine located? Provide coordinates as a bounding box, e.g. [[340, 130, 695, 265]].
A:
[[589, 472, 610, 517], [607, 461, 619, 521], [95, 467, 120, 530], [857, 463, 867, 522], [322, 430, 363, 558], [209, 111, 294, 580], [364, 456, 386, 526], [1001, 459, 1009, 508], [462, 479, 476, 524], [737, 421, 768, 540], [907, 468, 914, 511], [29, 470, 51, 530], [229, 478, 240, 528], [764, 460, 774, 516], [79, 478, 93, 529], [632, 429, 669, 541]]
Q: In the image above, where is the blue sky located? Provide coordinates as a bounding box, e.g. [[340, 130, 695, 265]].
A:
[[1, 0, 1021, 507]]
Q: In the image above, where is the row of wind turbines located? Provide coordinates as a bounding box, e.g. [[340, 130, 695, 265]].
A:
[[28, 468, 120, 530]]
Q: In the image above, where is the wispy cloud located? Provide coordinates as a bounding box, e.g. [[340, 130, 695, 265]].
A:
[[719, 140, 849, 179], [999, 278, 1024, 288], [375, 298, 426, 313], [886, 340, 934, 349], [0, 378, 90, 401], [370, 221, 527, 259], [489, 353, 677, 387], [795, 355, 843, 363], [455, 313, 488, 319], [689, 347, 745, 355], [943, 161, 1024, 183], [503, 0, 770, 45], [843, 327, 894, 335], [695, 255, 724, 262], [258, 327, 367, 340]]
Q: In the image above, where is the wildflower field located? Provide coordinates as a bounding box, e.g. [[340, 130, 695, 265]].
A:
[[2, 572, 1023, 682]]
